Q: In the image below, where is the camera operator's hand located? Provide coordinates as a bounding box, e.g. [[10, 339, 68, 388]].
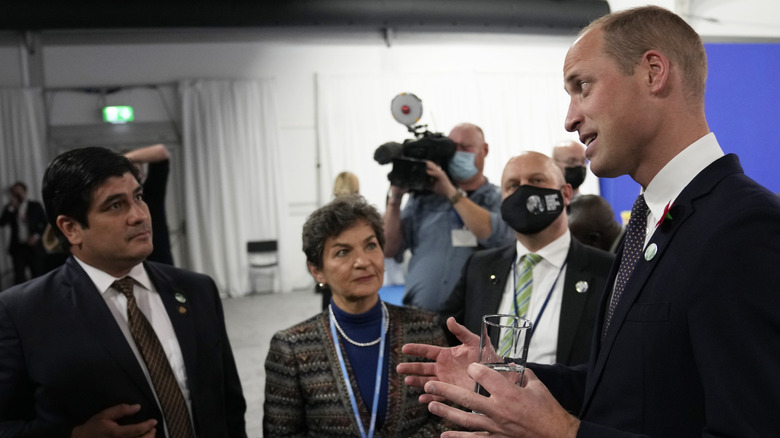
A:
[[425, 160, 458, 200]]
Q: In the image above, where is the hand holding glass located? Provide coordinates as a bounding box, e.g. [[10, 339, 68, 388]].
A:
[[475, 314, 532, 399]]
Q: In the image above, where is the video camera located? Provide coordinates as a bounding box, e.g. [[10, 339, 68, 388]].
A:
[[373, 93, 456, 193]]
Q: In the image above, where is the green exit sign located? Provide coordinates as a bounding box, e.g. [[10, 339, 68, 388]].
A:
[[103, 106, 134, 123]]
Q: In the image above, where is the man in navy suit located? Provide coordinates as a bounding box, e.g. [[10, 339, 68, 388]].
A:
[[398, 6, 780, 437], [0, 147, 246, 437], [440, 152, 613, 366], [0, 181, 48, 284]]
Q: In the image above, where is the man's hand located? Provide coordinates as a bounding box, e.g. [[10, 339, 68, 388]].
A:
[[397, 317, 480, 403], [425, 160, 458, 199], [424, 365, 580, 438], [71, 404, 157, 438]]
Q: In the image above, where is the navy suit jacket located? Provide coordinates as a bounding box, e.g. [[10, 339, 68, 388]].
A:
[[441, 237, 614, 366], [0, 257, 247, 437], [532, 154, 780, 437]]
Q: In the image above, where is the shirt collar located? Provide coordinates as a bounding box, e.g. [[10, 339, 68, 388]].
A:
[[643, 132, 724, 227], [515, 229, 571, 269], [73, 256, 153, 295]]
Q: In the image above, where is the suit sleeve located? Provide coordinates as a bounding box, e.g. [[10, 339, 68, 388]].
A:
[[211, 288, 248, 438], [0, 299, 71, 437], [263, 332, 307, 438]]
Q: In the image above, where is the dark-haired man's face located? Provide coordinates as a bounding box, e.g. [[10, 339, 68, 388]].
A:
[[58, 172, 153, 277]]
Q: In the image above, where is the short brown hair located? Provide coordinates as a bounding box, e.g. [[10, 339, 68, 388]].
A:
[[583, 6, 707, 104], [302, 194, 384, 269]]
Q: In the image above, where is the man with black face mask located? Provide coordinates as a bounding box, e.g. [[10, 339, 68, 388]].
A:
[[440, 152, 613, 366], [384, 123, 514, 313], [553, 140, 588, 199]]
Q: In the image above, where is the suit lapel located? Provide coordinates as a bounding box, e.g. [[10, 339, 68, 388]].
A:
[[556, 239, 593, 364], [581, 154, 742, 414], [145, 262, 199, 393], [483, 245, 516, 316], [64, 258, 158, 405]]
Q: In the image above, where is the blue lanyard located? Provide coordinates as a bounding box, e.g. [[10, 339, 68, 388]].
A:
[[512, 255, 568, 339], [329, 304, 387, 438]]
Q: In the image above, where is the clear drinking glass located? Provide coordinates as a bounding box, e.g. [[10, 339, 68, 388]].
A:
[[475, 314, 533, 400]]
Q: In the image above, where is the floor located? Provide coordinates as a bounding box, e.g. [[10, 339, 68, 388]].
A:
[[221, 286, 405, 437]]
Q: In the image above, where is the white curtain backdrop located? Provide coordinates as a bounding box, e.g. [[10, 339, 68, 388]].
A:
[[316, 71, 600, 215], [0, 88, 47, 290], [179, 79, 288, 297]]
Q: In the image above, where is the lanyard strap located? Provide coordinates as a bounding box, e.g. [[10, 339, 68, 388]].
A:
[[329, 304, 387, 438], [513, 255, 568, 339]]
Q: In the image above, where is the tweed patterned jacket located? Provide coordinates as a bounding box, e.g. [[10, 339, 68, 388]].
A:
[[263, 302, 450, 437]]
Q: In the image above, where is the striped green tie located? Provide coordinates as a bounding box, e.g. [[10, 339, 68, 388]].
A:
[[499, 253, 542, 355]]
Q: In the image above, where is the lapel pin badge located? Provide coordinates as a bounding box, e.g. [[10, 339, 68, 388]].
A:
[[489, 274, 498, 285], [175, 293, 187, 303], [178, 305, 188, 315], [644, 243, 658, 261], [575, 281, 589, 293]]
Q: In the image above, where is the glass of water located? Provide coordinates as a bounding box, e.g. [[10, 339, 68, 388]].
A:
[[475, 314, 532, 400]]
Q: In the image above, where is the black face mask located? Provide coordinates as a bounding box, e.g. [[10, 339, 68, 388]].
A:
[[501, 185, 565, 234], [564, 166, 587, 189]]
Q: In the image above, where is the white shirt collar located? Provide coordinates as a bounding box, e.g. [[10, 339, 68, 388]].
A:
[[515, 229, 571, 268], [643, 132, 724, 228], [73, 257, 153, 295]]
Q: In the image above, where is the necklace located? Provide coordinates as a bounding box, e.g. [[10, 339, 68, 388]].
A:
[[329, 301, 389, 347]]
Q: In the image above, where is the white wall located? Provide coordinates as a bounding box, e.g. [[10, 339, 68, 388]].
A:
[[0, 0, 777, 289]]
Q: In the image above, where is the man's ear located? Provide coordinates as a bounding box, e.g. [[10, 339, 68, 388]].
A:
[[643, 49, 671, 95], [561, 183, 574, 206], [56, 215, 84, 248], [307, 261, 326, 285]]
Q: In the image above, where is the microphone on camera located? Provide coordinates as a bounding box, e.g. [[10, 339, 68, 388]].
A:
[[373, 141, 404, 165]]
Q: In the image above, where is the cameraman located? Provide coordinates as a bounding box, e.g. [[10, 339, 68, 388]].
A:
[[384, 123, 514, 313]]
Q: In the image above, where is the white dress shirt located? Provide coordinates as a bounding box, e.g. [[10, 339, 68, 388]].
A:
[[498, 231, 571, 364], [74, 257, 193, 425]]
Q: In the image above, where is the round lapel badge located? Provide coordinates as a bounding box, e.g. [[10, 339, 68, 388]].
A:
[[575, 281, 589, 293], [644, 243, 658, 261], [175, 293, 187, 303]]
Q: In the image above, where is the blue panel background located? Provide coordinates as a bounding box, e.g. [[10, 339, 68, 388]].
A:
[[599, 43, 780, 221]]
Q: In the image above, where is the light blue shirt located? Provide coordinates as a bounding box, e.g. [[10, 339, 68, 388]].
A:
[[399, 179, 515, 312]]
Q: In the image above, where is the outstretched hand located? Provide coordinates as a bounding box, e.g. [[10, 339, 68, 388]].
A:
[[397, 317, 480, 404]]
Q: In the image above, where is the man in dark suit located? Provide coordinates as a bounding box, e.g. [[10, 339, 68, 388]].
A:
[[0, 147, 246, 437], [398, 6, 780, 437], [440, 152, 613, 366], [0, 181, 48, 284]]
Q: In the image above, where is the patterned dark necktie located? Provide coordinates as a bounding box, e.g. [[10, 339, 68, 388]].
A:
[[113, 277, 194, 438], [602, 194, 649, 340]]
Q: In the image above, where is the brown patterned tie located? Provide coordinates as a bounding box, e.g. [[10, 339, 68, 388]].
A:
[[602, 194, 649, 341], [113, 277, 194, 438]]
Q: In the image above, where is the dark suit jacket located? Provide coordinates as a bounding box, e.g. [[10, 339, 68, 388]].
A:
[[0, 200, 47, 252], [0, 256, 247, 437], [532, 154, 780, 437], [440, 237, 614, 366]]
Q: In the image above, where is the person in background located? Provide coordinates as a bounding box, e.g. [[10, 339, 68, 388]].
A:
[[552, 140, 588, 199], [383, 122, 514, 313], [568, 194, 625, 253], [333, 171, 360, 197], [398, 6, 780, 437], [0, 181, 47, 285], [264, 194, 450, 437], [124, 143, 174, 265], [0, 147, 246, 437], [440, 152, 614, 366]]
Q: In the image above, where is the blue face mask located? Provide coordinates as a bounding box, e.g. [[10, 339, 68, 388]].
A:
[[448, 151, 478, 181]]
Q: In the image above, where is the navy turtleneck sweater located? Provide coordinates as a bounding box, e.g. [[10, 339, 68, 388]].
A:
[[330, 299, 390, 428]]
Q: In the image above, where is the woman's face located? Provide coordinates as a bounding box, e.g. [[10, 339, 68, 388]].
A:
[[309, 220, 384, 311]]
